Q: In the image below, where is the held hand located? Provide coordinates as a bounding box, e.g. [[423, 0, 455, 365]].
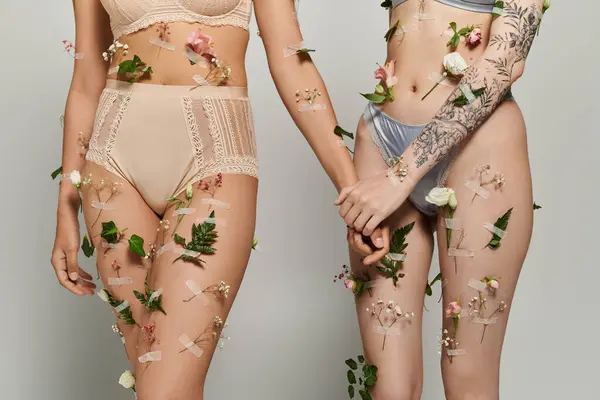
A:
[[347, 225, 391, 266], [51, 203, 96, 296], [335, 172, 413, 236]]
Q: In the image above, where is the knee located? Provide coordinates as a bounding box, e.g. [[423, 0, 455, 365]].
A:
[[442, 362, 498, 400], [136, 375, 203, 400], [371, 379, 422, 400]]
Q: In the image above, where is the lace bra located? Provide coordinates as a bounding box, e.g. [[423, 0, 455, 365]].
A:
[[392, 0, 495, 13], [100, 0, 253, 39]]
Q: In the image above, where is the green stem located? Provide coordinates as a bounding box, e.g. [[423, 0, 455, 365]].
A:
[[421, 81, 440, 101]]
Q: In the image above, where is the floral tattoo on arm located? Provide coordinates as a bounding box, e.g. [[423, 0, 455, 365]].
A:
[[412, 0, 542, 168]]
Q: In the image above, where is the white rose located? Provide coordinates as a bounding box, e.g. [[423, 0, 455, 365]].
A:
[[69, 170, 81, 189], [97, 289, 109, 303], [118, 370, 135, 389], [443, 52, 468, 76], [425, 187, 455, 207]]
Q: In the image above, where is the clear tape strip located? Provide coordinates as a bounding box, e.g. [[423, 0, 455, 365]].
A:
[[395, 25, 409, 36], [468, 278, 488, 292], [179, 334, 203, 358], [484, 223, 507, 238], [447, 348, 467, 356], [101, 242, 120, 249], [387, 170, 402, 186], [173, 208, 196, 217], [148, 288, 163, 303], [336, 139, 346, 147], [138, 351, 162, 363], [201, 198, 231, 209], [185, 47, 210, 67], [108, 66, 119, 75], [74, 53, 84, 59], [192, 74, 208, 86], [115, 300, 129, 313], [298, 103, 327, 112], [157, 241, 175, 257], [374, 325, 401, 336], [196, 217, 226, 227], [388, 253, 407, 262], [185, 280, 204, 296], [472, 316, 498, 325], [459, 84, 476, 104], [92, 201, 115, 210], [464, 180, 490, 199], [492, 7, 507, 16], [108, 277, 133, 286], [443, 218, 461, 230], [427, 72, 453, 87], [177, 248, 202, 258], [149, 37, 175, 51], [412, 13, 436, 20], [283, 42, 305, 57], [448, 247, 475, 258]]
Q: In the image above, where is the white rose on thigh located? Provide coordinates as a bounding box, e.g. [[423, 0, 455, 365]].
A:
[[118, 370, 135, 389], [443, 52, 468, 76], [425, 187, 455, 207]]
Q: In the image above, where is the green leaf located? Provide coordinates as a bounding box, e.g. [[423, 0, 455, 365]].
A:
[[451, 35, 460, 50], [384, 21, 399, 42], [380, 0, 392, 9], [51, 166, 63, 180], [174, 211, 218, 264], [449, 22, 457, 32], [458, 27, 472, 36], [347, 370, 357, 385], [118, 59, 136, 73], [128, 234, 146, 257], [486, 207, 513, 249], [133, 290, 146, 303], [357, 355, 365, 364], [425, 283, 432, 296], [533, 202, 542, 210], [174, 233, 186, 246], [390, 221, 415, 254], [430, 272, 443, 286], [345, 358, 358, 370], [334, 125, 355, 140], [100, 221, 119, 244], [348, 385, 355, 399], [81, 234, 95, 258], [358, 390, 372, 400], [360, 93, 387, 104], [298, 48, 315, 54], [145, 66, 153, 74]]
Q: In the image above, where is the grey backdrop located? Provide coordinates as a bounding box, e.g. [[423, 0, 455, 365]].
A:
[[0, 1, 597, 399]]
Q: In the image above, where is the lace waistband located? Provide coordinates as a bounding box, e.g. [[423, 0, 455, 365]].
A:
[[104, 79, 248, 99]]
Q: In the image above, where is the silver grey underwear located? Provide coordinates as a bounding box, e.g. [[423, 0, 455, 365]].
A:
[[392, 0, 496, 14]]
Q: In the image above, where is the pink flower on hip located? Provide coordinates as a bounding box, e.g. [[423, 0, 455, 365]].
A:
[[344, 279, 357, 292], [186, 29, 217, 59], [467, 28, 482, 46], [488, 279, 500, 290], [374, 60, 398, 88], [445, 301, 462, 318]]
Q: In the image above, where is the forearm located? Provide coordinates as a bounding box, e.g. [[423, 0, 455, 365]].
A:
[[268, 59, 357, 191]]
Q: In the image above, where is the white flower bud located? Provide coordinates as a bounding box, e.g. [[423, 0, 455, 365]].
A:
[[97, 289, 109, 303], [185, 182, 193, 200], [118, 370, 135, 389], [69, 170, 82, 189], [443, 52, 468, 76]]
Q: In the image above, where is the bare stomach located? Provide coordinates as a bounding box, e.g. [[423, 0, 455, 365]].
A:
[[380, 2, 523, 125], [105, 22, 249, 87]]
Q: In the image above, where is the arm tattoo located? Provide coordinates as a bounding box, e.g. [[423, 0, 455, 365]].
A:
[[413, 0, 541, 168]]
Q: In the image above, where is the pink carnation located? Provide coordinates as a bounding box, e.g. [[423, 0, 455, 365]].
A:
[[186, 29, 216, 59], [374, 60, 398, 88], [344, 279, 357, 292], [467, 28, 482, 46], [488, 279, 500, 290], [445, 301, 462, 318]]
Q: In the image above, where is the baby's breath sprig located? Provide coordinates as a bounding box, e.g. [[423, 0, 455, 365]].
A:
[[367, 299, 415, 351], [183, 280, 230, 303], [178, 316, 227, 354], [345, 355, 377, 400]]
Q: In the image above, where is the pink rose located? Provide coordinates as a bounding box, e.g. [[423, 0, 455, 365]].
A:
[[187, 29, 216, 59], [374, 60, 398, 89], [488, 279, 500, 290], [344, 279, 357, 292], [467, 28, 482, 46], [445, 301, 462, 317]]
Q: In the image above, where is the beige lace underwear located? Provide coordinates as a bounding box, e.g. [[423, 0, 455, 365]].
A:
[[100, 0, 253, 39], [87, 80, 258, 215]]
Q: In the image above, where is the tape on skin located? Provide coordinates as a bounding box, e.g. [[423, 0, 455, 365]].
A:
[[92, 201, 116, 210], [374, 326, 401, 336], [115, 300, 129, 313], [443, 218, 462, 230], [74, 53, 84, 59], [492, 7, 507, 16], [472, 316, 498, 325], [192, 74, 208, 86], [185, 47, 210, 67], [387, 172, 402, 187], [468, 278, 488, 292], [102, 241, 121, 250], [148, 288, 163, 304], [176, 248, 202, 258], [108, 66, 119, 75], [447, 349, 467, 356], [201, 198, 231, 209], [298, 103, 327, 112], [388, 253, 407, 262], [464, 180, 491, 199], [412, 13, 436, 20], [108, 277, 133, 286], [185, 280, 204, 296], [173, 207, 196, 217], [448, 247, 475, 258], [149, 37, 175, 51], [179, 334, 203, 358], [196, 217, 226, 227], [484, 223, 507, 238], [459, 84, 476, 104], [427, 72, 453, 87], [395, 25, 409, 39], [138, 351, 162, 363], [283, 42, 309, 57], [336, 139, 346, 147], [157, 241, 175, 257]]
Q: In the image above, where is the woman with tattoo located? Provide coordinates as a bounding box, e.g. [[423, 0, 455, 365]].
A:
[[336, 0, 548, 398], [51, 0, 357, 398]]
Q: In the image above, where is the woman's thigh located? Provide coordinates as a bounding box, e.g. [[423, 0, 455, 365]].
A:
[[438, 101, 533, 397], [352, 118, 434, 398], [81, 160, 160, 369], [135, 174, 257, 399]]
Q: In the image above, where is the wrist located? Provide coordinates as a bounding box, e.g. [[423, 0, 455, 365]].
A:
[[58, 187, 81, 211]]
